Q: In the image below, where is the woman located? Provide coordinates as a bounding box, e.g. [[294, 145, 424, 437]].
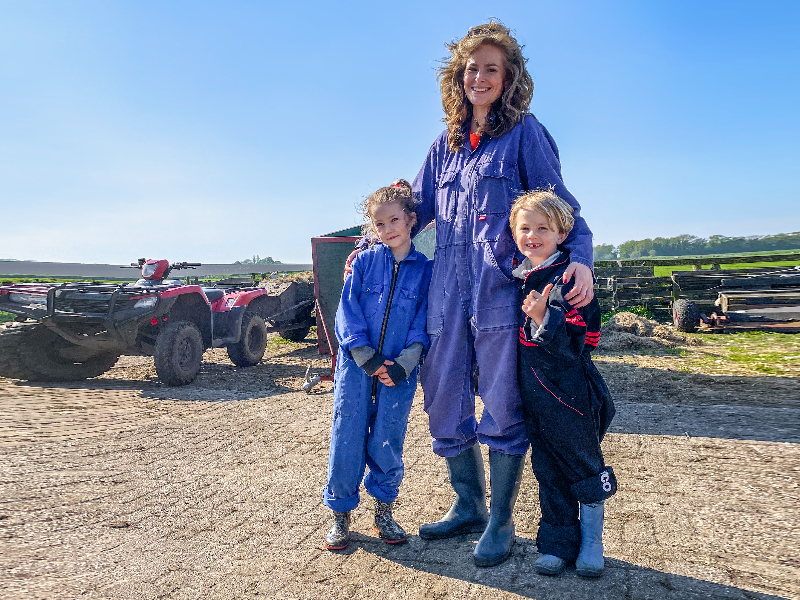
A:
[[345, 20, 595, 567], [412, 21, 595, 568]]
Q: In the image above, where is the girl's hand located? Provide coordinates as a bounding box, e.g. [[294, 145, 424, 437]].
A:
[[377, 360, 395, 387], [562, 262, 594, 308], [522, 283, 554, 327], [343, 249, 361, 281]]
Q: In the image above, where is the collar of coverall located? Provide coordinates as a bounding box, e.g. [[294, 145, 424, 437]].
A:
[[511, 251, 566, 280]]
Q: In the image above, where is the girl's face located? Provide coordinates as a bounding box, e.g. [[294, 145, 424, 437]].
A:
[[371, 201, 414, 258], [463, 44, 506, 109], [514, 208, 567, 266]]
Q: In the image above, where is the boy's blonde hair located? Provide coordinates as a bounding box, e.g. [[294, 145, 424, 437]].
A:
[[509, 189, 574, 235]]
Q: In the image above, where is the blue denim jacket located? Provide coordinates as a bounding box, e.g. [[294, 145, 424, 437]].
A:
[[412, 114, 593, 332], [335, 242, 432, 360]]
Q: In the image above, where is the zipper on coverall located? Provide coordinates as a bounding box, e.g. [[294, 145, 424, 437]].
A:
[[371, 260, 401, 403]]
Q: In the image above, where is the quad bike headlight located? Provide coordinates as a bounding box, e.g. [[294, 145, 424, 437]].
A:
[[141, 263, 158, 278], [8, 293, 47, 305], [133, 296, 157, 309]]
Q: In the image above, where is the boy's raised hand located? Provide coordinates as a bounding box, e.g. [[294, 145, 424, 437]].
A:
[[522, 283, 554, 327]]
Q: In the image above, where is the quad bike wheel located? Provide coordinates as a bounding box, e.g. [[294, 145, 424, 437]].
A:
[[227, 311, 267, 367], [673, 299, 701, 333], [154, 321, 203, 386], [0, 323, 119, 382]]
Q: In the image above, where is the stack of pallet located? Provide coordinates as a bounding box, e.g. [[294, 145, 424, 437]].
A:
[[593, 265, 676, 319], [673, 267, 800, 330], [715, 271, 800, 321]]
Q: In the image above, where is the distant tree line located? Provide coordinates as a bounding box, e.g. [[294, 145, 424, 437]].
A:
[[234, 255, 282, 265], [593, 231, 800, 260]]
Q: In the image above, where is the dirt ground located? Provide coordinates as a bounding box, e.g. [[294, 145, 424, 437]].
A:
[[1, 321, 798, 600]]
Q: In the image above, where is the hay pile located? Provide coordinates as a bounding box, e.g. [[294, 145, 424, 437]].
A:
[[598, 312, 701, 352], [258, 271, 314, 298]]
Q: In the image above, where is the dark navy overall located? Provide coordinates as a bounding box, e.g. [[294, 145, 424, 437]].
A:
[[517, 251, 617, 560]]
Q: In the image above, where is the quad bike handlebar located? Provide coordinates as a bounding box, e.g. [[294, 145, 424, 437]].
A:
[[119, 260, 202, 281]]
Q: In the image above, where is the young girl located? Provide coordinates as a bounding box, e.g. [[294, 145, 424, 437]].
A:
[[322, 179, 433, 550], [510, 190, 617, 577]]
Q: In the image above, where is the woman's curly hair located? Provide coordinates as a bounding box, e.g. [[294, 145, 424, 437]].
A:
[[359, 179, 417, 240], [438, 20, 534, 152]]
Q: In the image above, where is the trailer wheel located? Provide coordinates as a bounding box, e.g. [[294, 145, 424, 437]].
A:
[[155, 321, 203, 386], [278, 303, 313, 342], [279, 325, 311, 343], [673, 299, 701, 333], [0, 323, 119, 381], [227, 311, 267, 367]]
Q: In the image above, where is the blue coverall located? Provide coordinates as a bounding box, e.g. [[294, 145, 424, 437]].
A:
[[323, 243, 433, 513], [411, 115, 594, 458]]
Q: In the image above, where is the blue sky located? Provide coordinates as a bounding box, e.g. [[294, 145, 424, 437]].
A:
[[1, 1, 798, 264]]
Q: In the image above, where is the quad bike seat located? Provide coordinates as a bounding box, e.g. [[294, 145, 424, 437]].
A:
[[202, 288, 226, 303]]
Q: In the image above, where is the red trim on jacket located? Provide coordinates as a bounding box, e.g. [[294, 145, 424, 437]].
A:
[[522, 259, 570, 286], [531, 368, 584, 416], [585, 330, 601, 347], [519, 327, 538, 347], [565, 309, 587, 327]]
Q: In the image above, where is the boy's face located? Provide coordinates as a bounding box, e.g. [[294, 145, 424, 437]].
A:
[[514, 208, 568, 266]]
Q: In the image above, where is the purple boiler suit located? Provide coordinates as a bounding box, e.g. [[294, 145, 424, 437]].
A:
[[411, 114, 594, 458]]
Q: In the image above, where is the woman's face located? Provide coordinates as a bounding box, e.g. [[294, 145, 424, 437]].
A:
[[463, 44, 506, 109]]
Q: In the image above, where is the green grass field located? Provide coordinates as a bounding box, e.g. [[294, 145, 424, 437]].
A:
[[653, 260, 800, 277]]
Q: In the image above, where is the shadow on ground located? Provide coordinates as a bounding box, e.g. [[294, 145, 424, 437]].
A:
[[343, 533, 790, 600], [7, 360, 314, 402], [598, 364, 800, 444]]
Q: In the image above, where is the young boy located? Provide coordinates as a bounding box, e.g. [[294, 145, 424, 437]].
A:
[[510, 190, 617, 577]]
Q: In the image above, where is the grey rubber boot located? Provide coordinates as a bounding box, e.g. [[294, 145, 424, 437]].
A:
[[473, 450, 525, 567], [324, 511, 351, 550], [534, 554, 567, 576], [373, 499, 408, 544], [575, 501, 605, 577], [418, 444, 489, 540]]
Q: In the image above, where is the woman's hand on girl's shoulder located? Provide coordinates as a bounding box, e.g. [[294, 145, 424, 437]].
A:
[[343, 249, 361, 281]]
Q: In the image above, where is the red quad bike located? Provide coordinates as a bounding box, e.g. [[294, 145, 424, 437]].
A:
[[0, 259, 313, 386]]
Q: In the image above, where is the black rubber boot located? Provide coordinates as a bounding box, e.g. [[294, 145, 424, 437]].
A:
[[324, 511, 351, 550], [373, 499, 408, 544], [418, 444, 489, 540], [473, 450, 525, 567]]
